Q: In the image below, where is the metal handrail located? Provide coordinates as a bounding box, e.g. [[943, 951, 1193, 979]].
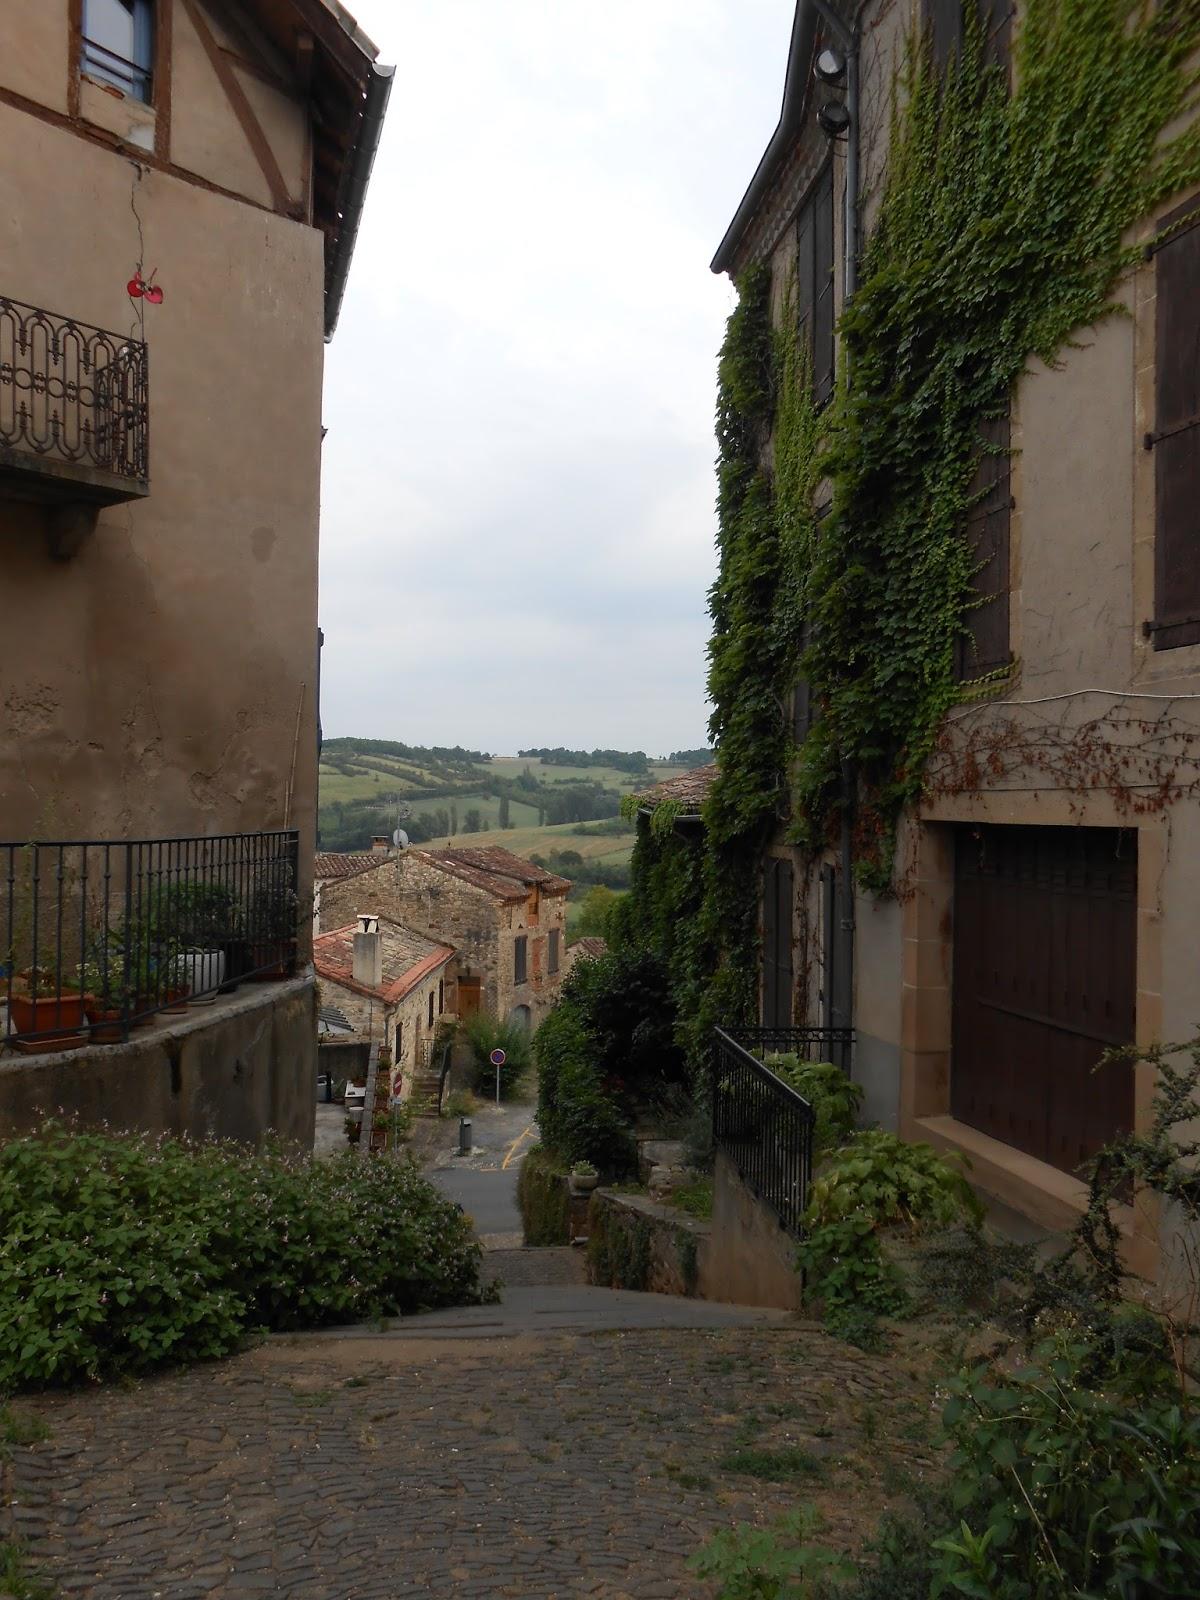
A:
[[712, 1027, 817, 1236]]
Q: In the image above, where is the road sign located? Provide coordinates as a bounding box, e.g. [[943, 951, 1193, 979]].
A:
[[490, 1047, 506, 1107]]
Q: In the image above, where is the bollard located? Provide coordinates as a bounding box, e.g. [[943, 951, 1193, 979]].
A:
[[459, 1117, 471, 1156]]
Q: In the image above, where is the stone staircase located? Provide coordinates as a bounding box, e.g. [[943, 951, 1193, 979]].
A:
[[408, 1070, 443, 1117]]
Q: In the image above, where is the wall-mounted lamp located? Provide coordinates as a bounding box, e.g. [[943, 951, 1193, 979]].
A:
[[815, 45, 846, 84], [817, 99, 851, 138]]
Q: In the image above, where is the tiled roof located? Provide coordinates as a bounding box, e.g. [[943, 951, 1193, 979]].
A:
[[313, 917, 454, 1006], [317, 1003, 354, 1033], [414, 847, 571, 901], [314, 851, 386, 883], [634, 764, 718, 816], [570, 937, 608, 961]]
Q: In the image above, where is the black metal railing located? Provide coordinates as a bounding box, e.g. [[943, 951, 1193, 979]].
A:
[[1, 831, 299, 1051], [712, 1025, 855, 1234], [0, 296, 149, 485]]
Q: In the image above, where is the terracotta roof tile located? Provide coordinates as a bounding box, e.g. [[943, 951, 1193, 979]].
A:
[[634, 763, 718, 815], [313, 916, 454, 1006], [413, 846, 571, 901], [314, 851, 387, 882], [570, 937, 608, 960]]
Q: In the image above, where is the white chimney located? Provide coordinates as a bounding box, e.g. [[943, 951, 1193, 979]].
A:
[[352, 914, 382, 988]]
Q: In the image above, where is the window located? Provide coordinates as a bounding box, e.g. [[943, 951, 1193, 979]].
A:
[[548, 928, 560, 975], [924, 0, 1013, 73], [954, 411, 1012, 679], [795, 166, 835, 406], [82, 0, 155, 103], [1149, 201, 1200, 649], [428, 990, 435, 1029], [438, 978, 444, 1015], [395, 1020, 403, 1059], [514, 935, 528, 985], [761, 857, 794, 1028]]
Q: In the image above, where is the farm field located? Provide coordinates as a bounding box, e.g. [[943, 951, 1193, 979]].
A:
[[418, 819, 636, 869], [487, 758, 687, 790]]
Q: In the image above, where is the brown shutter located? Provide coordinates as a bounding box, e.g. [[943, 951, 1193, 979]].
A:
[[924, 0, 962, 67], [1151, 204, 1200, 650], [813, 166, 836, 406], [761, 858, 794, 1027], [980, 0, 1014, 70], [956, 410, 1011, 679]]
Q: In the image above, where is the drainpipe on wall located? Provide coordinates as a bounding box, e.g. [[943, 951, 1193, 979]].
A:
[[812, 0, 860, 1069]]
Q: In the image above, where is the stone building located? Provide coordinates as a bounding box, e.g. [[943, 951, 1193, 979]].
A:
[[0, 0, 390, 1146], [313, 915, 454, 1099], [317, 846, 571, 1029], [712, 0, 1200, 1282]]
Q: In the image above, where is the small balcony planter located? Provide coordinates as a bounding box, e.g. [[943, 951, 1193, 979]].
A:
[[569, 1162, 599, 1194], [7, 988, 88, 1052]]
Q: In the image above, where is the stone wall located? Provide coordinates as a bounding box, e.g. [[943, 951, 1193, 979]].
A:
[[318, 961, 452, 1102], [0, 977, 316, 1148], [319, 854, 569, 1027]]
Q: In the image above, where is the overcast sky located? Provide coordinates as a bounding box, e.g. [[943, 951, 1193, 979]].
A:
[[319, 0, 793, 757]]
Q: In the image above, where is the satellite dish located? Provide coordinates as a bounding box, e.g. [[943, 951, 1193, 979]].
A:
[[393, 828, 409, 849]]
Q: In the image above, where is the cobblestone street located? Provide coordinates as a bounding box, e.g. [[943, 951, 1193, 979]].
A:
[[4, 1311, 943, 1599]]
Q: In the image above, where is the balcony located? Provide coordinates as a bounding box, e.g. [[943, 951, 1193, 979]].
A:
[[0, 296, 149, 550], [1, 831, 299, 1053]]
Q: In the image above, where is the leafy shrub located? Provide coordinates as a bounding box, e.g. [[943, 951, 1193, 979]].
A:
[[0, 1126, 488, 1388], [807, 1131, 983, 1233], [934, 1339, 1200, 1599], [516, 1144, 571, 1246], [459, 1014, 531, 1097], [764, 1056, 863, 1151], [688, 1507, 852, 1598], [798, 1133, 983, 1341], [912, 1223, 1036, 1322], [670, 1177, 714, 1220], [534, 1002, 636, 1172]]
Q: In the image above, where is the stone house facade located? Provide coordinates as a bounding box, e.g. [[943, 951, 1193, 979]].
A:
[[313, 915, 454, 1100], [317, 846, 571, 1029], [714, 0, 1200, 1283]]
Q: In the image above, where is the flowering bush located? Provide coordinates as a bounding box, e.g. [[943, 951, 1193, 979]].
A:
[[0, 1126, 489, 1388]]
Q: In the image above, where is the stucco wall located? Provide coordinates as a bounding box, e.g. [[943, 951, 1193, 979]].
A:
[[0, 976, 315, 1147], [709, 1150, 805, 1311], [0, 101, 322, 951]]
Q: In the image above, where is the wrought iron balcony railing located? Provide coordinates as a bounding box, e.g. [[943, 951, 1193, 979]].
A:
[[1, 831, 299, 1052], [711, 1025, 855, 1234], [0, 295, 149, 502]]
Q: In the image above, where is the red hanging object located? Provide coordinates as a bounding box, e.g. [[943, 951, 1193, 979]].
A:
[[127, 268, 164, 305]]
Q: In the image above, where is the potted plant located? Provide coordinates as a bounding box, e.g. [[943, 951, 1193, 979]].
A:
[[163, 881, 234, 1002], [78, 950, 131, 1044], [246, 879, 298, 980], [7, 961, 87, 1051], [570, 1160, 600, 1194]]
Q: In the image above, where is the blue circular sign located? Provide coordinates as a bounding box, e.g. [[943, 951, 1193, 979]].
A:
[[489, 1048, 507, 1066]]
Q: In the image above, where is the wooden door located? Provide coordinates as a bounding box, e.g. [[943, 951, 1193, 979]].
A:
[[458, 978, 482, 1019], [951, 825, 1136, 1175]]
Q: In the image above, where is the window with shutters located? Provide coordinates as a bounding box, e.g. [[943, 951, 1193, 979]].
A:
[[514, 935, 528, 985], [955, 410, 1012, 679], [795, 166, 836, 406], [438, 978, 444, 1015], [924, 0, 1013, 73], [428, 990, 435, 1029], [761, 856, 794, 1028], [548, 928, 560, 975], [1149, 200, 1200, 650]]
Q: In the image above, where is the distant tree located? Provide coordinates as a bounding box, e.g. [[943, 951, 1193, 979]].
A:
[[449, 803, 459, 836], [463, 809, 483, 833], [572, 885, 618, 940], [668, 748, 714, 767], [498, 795, 511, 829]]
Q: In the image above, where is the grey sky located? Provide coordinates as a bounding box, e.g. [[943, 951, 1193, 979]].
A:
[[319, 0, 792, 756]]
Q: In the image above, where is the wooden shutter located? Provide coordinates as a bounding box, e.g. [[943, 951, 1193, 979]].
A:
[[795, 166, 835, 407], [956, 410, 1012, 678], [924, 0, 962, 67], [814, 166, 836, 406], [980, 0, 1014, 70], [1151, 204, 1200, 650], [761, 857, 794, 1027], [514, 935, 527, 984]]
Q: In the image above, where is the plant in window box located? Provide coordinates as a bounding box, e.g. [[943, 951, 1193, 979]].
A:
[[3, 847, 87, 1049]]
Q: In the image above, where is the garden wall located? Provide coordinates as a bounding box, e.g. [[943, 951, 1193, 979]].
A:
[[0, 976, 315, 1148], [707, 1151, 804, 1311]]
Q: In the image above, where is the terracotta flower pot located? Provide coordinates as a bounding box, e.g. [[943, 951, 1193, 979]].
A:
[[8, 991, 87, 1051], [83, 995, 127, 1044]]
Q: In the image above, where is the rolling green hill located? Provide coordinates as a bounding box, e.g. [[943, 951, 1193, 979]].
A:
[[317, 738, 702, 853]]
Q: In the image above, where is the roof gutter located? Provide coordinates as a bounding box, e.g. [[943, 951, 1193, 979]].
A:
[[710, 1, 818, 275], [324, 61, 395, 340]]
